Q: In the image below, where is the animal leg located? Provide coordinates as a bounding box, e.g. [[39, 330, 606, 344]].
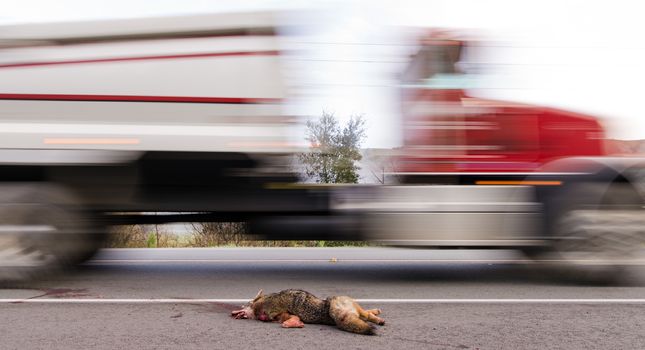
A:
[[365, 308, 381, 316], [279, 313, 305, 328], [231, 309, 249, 319], [356, 304, 385, 325]]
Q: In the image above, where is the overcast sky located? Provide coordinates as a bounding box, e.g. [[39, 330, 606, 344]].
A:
[[2, 0, 645, 147]]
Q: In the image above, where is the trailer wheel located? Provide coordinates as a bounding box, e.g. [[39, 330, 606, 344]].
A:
[[0, 183, 105, 283]]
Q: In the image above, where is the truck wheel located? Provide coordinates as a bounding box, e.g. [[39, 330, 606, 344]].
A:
[[539, 183, 644, 283], [0, 183, 105, 283], [550, 209, 644, 281]]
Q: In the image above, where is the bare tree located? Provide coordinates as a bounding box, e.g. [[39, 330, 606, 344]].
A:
[[108, 225, 148, 248], [189, 222, 247, 247]]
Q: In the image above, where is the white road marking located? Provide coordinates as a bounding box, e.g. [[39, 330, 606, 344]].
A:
[[356, 299, 645, 303], [2, 298, 645, 304]]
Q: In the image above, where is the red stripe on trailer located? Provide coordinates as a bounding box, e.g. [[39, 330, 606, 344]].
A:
[[0, 50, 280, 69], [0, 93, 280, 104]]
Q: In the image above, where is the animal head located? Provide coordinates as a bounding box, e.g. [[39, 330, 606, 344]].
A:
[[231, 289, 265, 320]]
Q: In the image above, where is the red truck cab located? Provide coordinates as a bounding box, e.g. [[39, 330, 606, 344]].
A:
[[397, 31, 605, 177]]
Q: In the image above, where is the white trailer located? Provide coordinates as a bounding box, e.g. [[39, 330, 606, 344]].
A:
[[0, 11, 291, 154], [0, 12, 340, 281]]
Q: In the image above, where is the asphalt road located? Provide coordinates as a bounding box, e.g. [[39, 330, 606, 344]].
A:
[[2, 248, 645, 350]]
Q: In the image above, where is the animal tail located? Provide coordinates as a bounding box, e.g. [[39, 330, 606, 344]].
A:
[[331, 312, 375, 335]]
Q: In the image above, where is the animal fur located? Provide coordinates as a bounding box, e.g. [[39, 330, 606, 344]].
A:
[[231, 289, 385, 335]]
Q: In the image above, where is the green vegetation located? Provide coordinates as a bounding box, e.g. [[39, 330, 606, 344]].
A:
[[298, 111, 366, 184], [146, 232, 157, 248]]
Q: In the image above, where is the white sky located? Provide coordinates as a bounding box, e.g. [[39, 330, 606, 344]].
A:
[[2, 0, 645, 147]]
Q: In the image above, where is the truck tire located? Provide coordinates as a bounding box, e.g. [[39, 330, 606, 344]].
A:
[[535, 182, 644, 283], [550, 209, 644, 282], [0, 183, 106, 283]]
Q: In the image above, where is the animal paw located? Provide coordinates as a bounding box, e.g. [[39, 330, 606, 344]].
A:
[[231, 309, 248, 319], [281, 316, 305, 328]]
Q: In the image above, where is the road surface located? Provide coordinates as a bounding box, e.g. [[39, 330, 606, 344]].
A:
[[2, 248, 645, 349]]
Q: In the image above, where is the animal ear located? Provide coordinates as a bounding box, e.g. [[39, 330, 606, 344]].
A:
[[252, 289, 264, 301]]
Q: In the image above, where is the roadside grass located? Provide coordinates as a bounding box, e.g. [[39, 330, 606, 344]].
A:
[[107, 224, 373, 248]]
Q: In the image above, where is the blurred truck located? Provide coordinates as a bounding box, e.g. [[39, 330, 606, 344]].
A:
[[356, 31, 645, 279], [1, 14, 644, 282], [0, 12, 356, 280]]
